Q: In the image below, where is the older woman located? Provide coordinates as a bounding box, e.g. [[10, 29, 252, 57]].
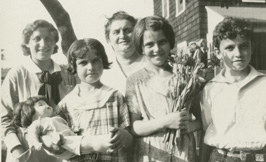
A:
[[125, 16, 201, 162], [101, 11, 147, 95]]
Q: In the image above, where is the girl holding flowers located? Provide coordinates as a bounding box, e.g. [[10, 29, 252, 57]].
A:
[[125, 16, 202, 162]]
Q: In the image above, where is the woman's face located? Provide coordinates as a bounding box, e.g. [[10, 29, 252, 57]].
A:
[[142, 30, 171, 67], [108, 19, 135, 58], [76, 49, 104, 85], [27, 27, 56, 62]]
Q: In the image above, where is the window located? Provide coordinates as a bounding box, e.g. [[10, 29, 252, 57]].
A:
[[162, 0, 169, 18], [242, 0, 265, 2], [176, 0, 186, 17]]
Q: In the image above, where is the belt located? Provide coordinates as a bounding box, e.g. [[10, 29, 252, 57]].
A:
[[70, 152, 100, 162], [216, 149, 266, 162]]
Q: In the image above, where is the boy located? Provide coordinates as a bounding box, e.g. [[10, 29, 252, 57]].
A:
[[201, 17, 266, 162]]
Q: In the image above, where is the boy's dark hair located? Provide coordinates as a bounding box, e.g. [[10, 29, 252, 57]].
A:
[[104, 11, 137, 42], [12, 96, 50, 128], [213, 17, 252, 49], [67, 38, 111, 74], [21, 19, 59, 56], [132, 15, 175, 55]]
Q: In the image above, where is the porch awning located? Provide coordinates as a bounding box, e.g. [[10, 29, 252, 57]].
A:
[[206, 6, 266, 22]]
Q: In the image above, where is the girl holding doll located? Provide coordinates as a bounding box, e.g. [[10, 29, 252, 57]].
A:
[[56, 38, 133, 162], [12, 95, 124, 161], [1, 19, 76, 162]]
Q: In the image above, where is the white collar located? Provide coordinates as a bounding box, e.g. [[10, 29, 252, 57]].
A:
[[68, 84, 116, 110], [211, 65, 265, 86], [23, 56, 62, 74]]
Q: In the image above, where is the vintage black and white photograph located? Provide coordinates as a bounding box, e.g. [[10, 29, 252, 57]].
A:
[[1, 0, 266, 162]]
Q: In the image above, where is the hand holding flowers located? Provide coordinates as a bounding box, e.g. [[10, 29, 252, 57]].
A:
[[164, 48, 207, 148]]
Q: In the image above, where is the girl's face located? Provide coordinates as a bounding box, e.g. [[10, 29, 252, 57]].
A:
[[142, 30, 171, 67], [108, 19, 135, 58], [33, 100, 54, 120], [27, 27, 56, 62], [76, 49, 104, 85]]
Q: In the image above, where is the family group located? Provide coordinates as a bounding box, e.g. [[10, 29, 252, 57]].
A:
[[1, 10, 266, 162]]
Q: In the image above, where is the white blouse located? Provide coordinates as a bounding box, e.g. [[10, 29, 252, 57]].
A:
[[201, 66, 266, 150]]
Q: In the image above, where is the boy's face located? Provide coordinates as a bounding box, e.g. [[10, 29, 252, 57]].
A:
[[27, 27, 56, 62], [218, 35, 252, 72], [76, 50, 103, 85]]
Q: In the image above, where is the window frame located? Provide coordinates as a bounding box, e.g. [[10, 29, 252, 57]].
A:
[[242, 0, 265, 3], [162, 0, 170, 19], [175, 0, 186, 17]]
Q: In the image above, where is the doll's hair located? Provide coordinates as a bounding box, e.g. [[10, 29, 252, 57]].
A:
[[12, 96, 50, 128], [132, 15, 175, 55], [21, 19, 59, 56], [67, 38, 112, 74], [213, 17, 253, 49], [104, 11, 137, 42]]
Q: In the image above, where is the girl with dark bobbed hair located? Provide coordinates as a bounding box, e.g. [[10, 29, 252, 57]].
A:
[[1, 19, 76, 162], [125, 16, 201, 162], [55, 38, 133, 161], [67, 38, 112, 75]]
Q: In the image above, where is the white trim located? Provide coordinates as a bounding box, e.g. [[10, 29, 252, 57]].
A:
[[162, 0, 170, 18], [176, 0, 186, 17], [242, 0, 265, 3]]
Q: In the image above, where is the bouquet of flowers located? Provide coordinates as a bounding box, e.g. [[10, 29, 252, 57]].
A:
[[164, 48, 206, 148]]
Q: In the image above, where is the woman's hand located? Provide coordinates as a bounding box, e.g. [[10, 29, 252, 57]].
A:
[[165, 109, 190, 129], [107, 127, 133, 152]]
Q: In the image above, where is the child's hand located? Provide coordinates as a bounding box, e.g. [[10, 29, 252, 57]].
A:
[[40, 132, 65, 155], [181, 114, 201, 134], [165, 109, 190, 129], [180, 120, 193, 134], [81, 134, 111, 154], [92, 135, 111, 153], [107, 127, 132, 153]]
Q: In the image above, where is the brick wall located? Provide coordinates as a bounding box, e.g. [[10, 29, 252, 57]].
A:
[[200, 0, 266, 8], [154, 0, 162, 17], [153, 0, 266, 46], [153, 0, 206, 48]]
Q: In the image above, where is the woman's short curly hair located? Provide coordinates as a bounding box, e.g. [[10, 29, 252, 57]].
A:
[[213, 17, 253, 49], [104, 11, 137, 42], [67, 38, 112, 74], [21, 19, 59, 56], [12, 96, 50, 128], [132, 15, 175, 55]]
